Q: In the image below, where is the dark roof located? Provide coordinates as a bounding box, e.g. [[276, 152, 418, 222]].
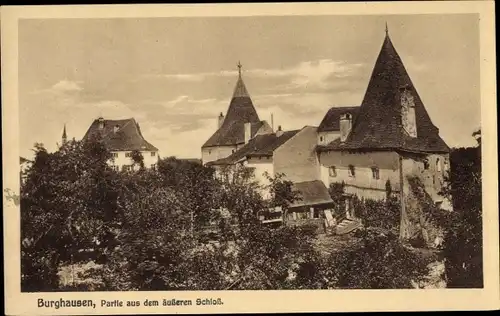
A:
[[208, 130, 299, 165], [82, 118, 158, 152], [318, 106, 360, 132], [290, 180, 334, 208], [321, 33, 449, 154], [202, 72, 262, 148], [20, 157, 32, 164]]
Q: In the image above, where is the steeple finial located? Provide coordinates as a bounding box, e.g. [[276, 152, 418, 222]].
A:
[[62, 123, 67, 146], [385, 22, 389, 36], [237, 60, 242, 77]]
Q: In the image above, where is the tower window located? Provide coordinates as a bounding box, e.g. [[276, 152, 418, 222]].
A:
[[348, 165, 355, 177], [371, 167, 380, 180], [329, 166, 337, 177], [423, 159, 429, 170], [320, 136, 324, 142], [436, 158, 442, 172], [151, 152, 156, 157]]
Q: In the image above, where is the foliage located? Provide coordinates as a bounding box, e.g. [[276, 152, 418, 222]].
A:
[[20, 139, 439, 291], [129, 150, 145, 170], [440, 130, 482, 288], [264, 171, 302, 209], [321, 229, 429, 289]]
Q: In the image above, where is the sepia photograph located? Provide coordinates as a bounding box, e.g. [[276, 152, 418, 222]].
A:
[[2, 2, 498, 315]]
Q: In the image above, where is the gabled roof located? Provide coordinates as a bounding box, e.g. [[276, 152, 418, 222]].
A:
[[318, 106, 360, 132], [207, 130, 299, 166], [290, 180, 334, 208], [202, 67, 261, 148], [321, 32, 449, 154], [82, 118, 158, 152]]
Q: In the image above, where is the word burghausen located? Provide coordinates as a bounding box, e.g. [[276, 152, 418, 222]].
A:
[[38, 298, 96, 309]]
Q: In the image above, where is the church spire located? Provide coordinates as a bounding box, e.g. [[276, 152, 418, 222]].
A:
[[62, 124, 67, 145], [232, 61, 250, 98], [385, 22, 389, 36]]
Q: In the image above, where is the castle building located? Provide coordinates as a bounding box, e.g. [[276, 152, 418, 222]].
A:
[[201, 62, 273, 165], [316, 28, 451, 239], [82, 117, 159, 171]]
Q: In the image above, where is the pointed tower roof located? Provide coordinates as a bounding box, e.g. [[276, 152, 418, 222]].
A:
[[62, 124, 67, 139], [322, 28, 449, 154], [202, 62, 262, 148]]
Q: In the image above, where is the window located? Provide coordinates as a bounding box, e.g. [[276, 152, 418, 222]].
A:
[[111, 152, 118, 158], [329, 166, 337, 177], [208, 150, 212, 155], [320, 136, 324, 142], [436, 158, 442, 172], [125, 152, 132, 158], [371, 167, 380, 180], [423, 159, 429, 170], [122, 165, 133, 172], [232, 149, 236, 154], [348, 165, 355, 177], [151, 152, 156, 157], [151, 164, 156, 170], [111, 165, 119, 172]]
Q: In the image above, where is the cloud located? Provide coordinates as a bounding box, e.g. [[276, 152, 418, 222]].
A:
[[138, 59, 364, 90], [32, 80, 84, 95], [52, 80, 83, 92]]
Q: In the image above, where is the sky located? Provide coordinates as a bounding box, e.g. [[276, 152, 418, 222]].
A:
[[18, 14, 480, 159]]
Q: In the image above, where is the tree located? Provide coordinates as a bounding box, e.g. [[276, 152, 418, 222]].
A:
[[440, 130, 482, 287], [130, 150, 145, 170], [321, 229, 429, 289], [20, 139, 119, 291]]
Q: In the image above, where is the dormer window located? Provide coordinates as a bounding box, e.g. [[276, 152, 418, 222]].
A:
[[400, 86, 417, 138]]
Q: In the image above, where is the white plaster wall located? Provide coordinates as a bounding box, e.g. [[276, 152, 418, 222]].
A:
[[246, 157, 274, 200], [109, 150, 159, 171], [319, 150, 401, 200], [317, 131, 340, 146], [202, 145, 238, 165]]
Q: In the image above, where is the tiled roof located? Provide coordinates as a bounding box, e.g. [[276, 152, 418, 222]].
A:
[[207, 130, 299, 166], [321, 33, 449, 154], [82, 118, 158, 152], [202, 72, 262, 148], [318, 106, 360, 132], [290, 180, 334, 208]]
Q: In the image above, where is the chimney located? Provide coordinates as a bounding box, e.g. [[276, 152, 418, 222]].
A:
[[218, 112, 225, 129], [276, 125, 284, 137], [98, 117, 104, 130], [271, 113, 274, 131], [340, 113, 352, 142], [113, 125, 119, 133], [244, 122, 252, 144]]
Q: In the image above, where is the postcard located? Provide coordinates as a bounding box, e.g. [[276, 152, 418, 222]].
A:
[[2, 1, 498, 314]]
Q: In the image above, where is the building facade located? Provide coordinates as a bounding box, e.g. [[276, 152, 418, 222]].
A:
[[82, 117, 159, 171], [316, 29, 451, 241]]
